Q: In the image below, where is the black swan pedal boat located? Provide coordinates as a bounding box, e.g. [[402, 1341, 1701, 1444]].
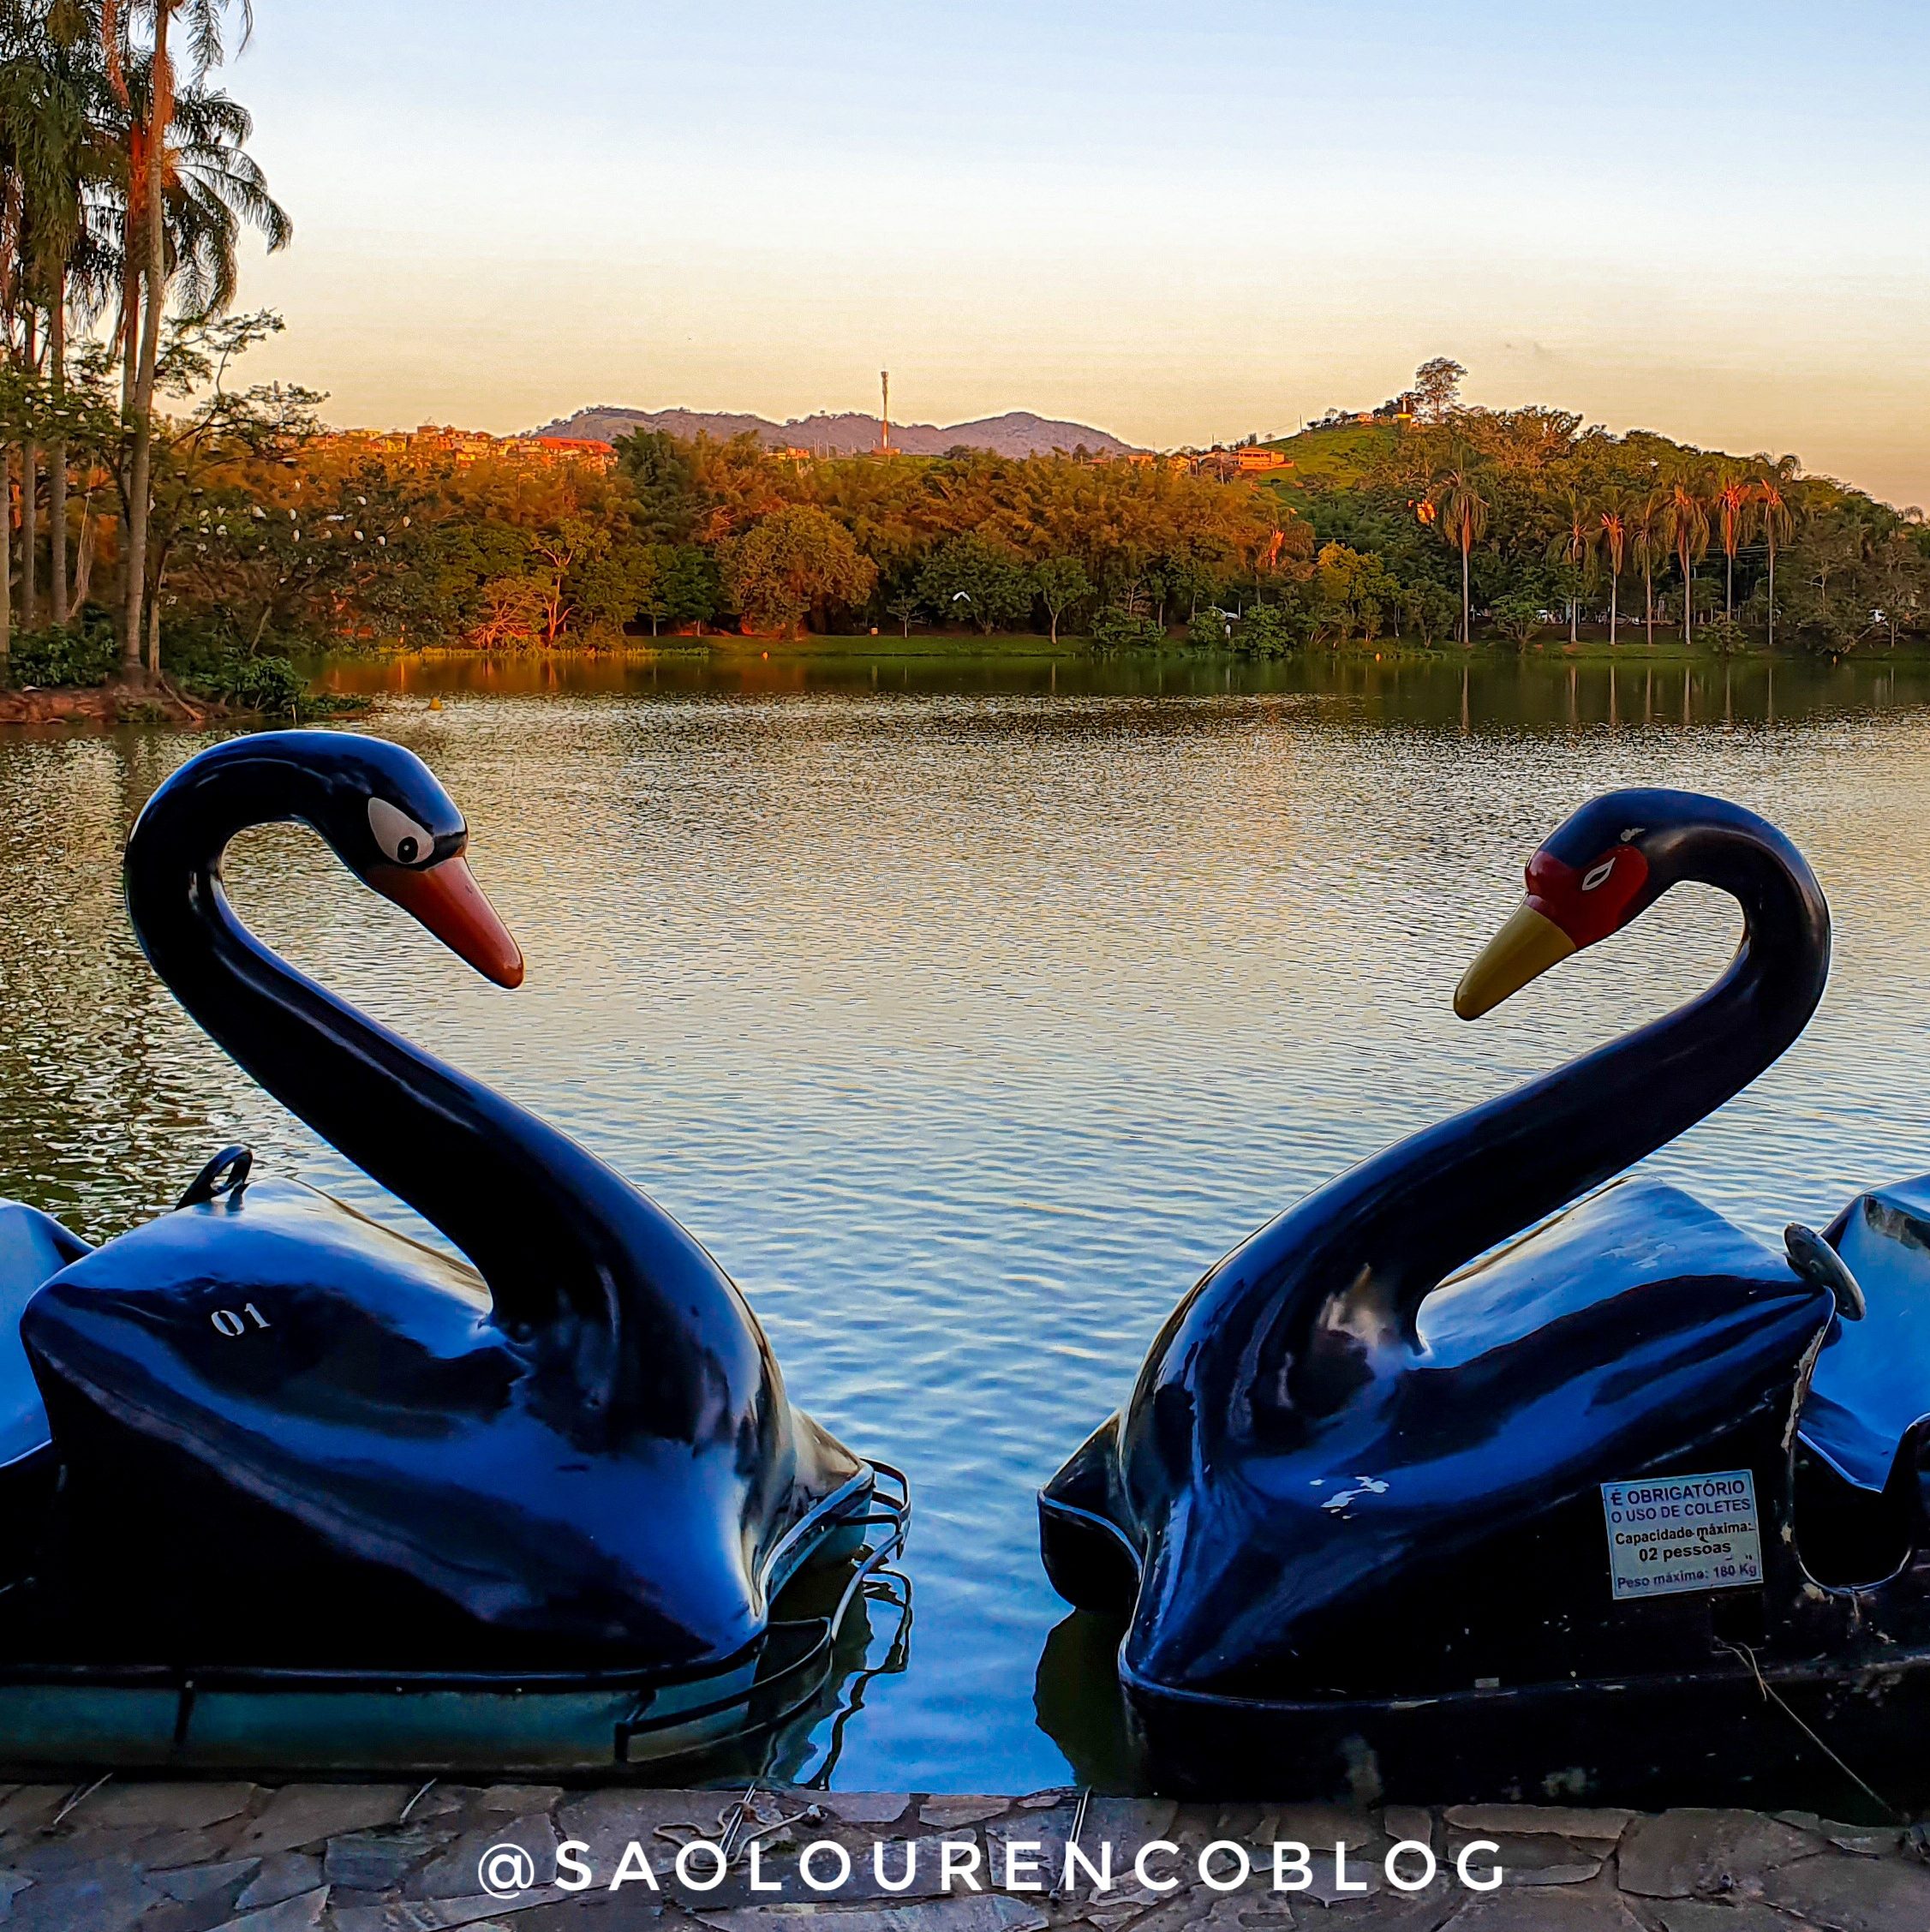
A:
[[1040, 788, 1930, 1808], [0, 730, 906, 1776]]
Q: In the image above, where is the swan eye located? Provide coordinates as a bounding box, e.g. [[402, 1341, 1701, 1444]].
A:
[[368, 797, 437, 868], [1581, 858, 1616, 892]]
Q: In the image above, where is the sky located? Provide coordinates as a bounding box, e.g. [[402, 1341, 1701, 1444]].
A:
[[218, 2, 1930, 504]]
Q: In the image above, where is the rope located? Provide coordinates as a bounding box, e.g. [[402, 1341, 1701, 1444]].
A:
[[1719, 1641, 1903, 1826]]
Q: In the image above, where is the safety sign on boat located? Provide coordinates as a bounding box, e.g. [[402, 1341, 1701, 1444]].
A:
[[1599, 1471, 1763, 1600]]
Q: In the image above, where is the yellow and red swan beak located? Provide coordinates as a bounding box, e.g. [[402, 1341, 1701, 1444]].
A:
[[372, 855, 526, 989], [1453, 899, 1575, 1020]]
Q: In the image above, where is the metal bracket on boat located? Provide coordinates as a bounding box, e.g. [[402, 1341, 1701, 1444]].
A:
[[1786, 1223, 1867, 1321], [176, 1145, 254, 1211], [613, 1458, 912, 1765]]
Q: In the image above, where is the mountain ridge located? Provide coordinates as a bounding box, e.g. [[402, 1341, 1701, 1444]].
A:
[[529, 404, 1138, 458]]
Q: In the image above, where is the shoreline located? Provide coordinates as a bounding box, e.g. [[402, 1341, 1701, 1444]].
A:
[[0, 679, 216, 728], [9, 639, 1917, 733], [319, 635, 1930, 669], [0, 680, 372, 730]]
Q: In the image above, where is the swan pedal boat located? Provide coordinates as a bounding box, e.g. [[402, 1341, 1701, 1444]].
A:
[[0, 732, 908, 1775], [1042, 789, 1930, 1806]]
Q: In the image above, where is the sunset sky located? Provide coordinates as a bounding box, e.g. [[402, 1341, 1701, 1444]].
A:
[[230, 2, 1930, 504]]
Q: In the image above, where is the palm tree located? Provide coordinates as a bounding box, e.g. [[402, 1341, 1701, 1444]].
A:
[[1546, 487, 1595, 645], [1429, 462, 1488, 644], [5, 6, 118, 629], [1665, 476, 1711, 649], [1754, 456, 1797, 650], [1713, 469, 1756, 624], [1597, 490, 1628, 649], [101, 0, 265, 675], [1628, 486, 1669, 649]]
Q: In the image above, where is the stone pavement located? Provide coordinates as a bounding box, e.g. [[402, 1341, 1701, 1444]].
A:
[[3, 1781, 1930, 1932]]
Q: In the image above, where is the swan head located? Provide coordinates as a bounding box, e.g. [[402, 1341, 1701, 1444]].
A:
[[314, 734, 526, 990], [1454, 790, 1673, 1020]]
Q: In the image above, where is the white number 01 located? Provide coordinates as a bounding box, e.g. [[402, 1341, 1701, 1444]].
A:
[[210, 1303, 272, 1337]]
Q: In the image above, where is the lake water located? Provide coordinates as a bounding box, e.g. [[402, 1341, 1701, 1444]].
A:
[[5, 648, 1930, 1791]]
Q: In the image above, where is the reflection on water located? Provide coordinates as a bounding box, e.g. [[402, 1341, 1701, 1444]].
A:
[[321, 643, 1929, 728], [7, 653, 1930, 1789]]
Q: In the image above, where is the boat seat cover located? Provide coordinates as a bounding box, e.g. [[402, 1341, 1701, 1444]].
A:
[[1419, 1177, 1795, 1360], [1802, 1176, 1930, 1493], [0, 1201, 88, 1468], [22, 1177, 857, 1670]]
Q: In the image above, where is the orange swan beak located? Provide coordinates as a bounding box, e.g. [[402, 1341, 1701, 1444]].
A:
[[372, 855, 526, 989]]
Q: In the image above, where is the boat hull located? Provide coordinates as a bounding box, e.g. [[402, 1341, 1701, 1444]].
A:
[[1120, 1645, 1930, 1809], [0, 1462, 908, 1779]]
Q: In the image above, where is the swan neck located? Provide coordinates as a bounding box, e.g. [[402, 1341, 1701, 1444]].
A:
[[1170, 814, 1830, 1429], [122, 759, 718, 1403]]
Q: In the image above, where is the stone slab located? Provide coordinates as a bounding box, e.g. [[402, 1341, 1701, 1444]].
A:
[[808, 1793, 915, 1827], [226, 1785, 416, 1858], [332, 1890, 571, 1932], [1618, 1810, 1824, 1899], [1754, 1850, 1930, 1932], [1443, 1805, 1634, 1843], [702, 1895, 1049, 1932], [212, 1888, 332, 1932], [1655, 1904, 1804, 1932], [411, 1810, 561, 1899], [918, 1799, 1013, 1829], [1445, 1891, 1647, 1929], [85, 1781, 258, 1833], [153, 1856, 260, 1902], [236, 1851, 322, 1910], [1, 1856, 158, 1932]]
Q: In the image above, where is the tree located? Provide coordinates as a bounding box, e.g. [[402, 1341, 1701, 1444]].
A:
[[617, 428, 699, 541], [1401, 579, 1459, 646], [101, 0, 287, 677], [1428, 463, 1488, 644], [885, 589, 918, 637], [1754, 458, 1797, 649], [128, 308, 326, 660], [1712, 469, 1756, 623], [916, 533, 1032, 635], [1233, 600, 1300, 657], [1491, 592, 1545, 651], [651, 542, 719, 632], [1597, 492, 1628, 648], [1185, 605, 1229, 649], [1087, 605, 1162, 653], [1413, 356, 1466, 422], [1665, 477, 1712, 649], [1873, 521, 1930, 649], [1, 3, 115, 631], [1312, 541, 1401, 645], [1546, 488, 1596, 644], [722, 503, 875, 637], [1778, 505, 1877, 658], [1628, 486, 1669, 648], [1033, 554, 1090, 643], [568, 529, 665, 638]]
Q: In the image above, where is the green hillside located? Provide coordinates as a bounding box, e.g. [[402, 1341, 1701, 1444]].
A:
[[1258, 421, 1404, 493]]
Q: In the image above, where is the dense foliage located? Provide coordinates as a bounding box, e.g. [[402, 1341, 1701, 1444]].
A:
[[1251, 363, 1930, 657], [16, 383, 1920, 667], [0, 0, 291, 691], [35, 417, 1307, 655], [0, 0, 1921, 683]]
